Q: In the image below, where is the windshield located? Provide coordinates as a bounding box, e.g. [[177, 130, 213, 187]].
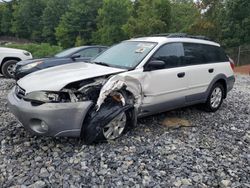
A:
[[54, 47, 83, 58], [92, 41, 157, 69]]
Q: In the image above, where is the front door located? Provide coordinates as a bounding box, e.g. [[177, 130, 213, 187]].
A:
[[140, 43, 190, 115]]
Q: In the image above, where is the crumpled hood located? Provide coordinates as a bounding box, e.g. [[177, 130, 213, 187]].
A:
[[18, 62, 125, 93]]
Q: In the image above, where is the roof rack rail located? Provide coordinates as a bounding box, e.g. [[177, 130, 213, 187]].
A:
[[170, 34, 211, 41], [132, 34, 148, 38], [166, 33, 188, 38], [150, 33, 212, 41], [151, 33, 172, 37]]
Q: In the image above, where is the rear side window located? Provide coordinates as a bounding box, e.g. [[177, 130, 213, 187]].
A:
[[151, 43, 184, 68], [183, 43, 205, 65], [183, 43, 228, 65], [216, 47, 228, 62], [202, 44, 228, 63]]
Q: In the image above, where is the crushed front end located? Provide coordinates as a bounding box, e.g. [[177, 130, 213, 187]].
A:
[[7, 74, 142, 143], [8, 84, 94, 137]]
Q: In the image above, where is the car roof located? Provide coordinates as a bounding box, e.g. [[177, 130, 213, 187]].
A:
[[128, 36, 220, 47], [78, 45, 108, 49], [65, 46, 108, 52]]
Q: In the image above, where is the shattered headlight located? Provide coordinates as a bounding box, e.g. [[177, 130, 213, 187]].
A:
[[23, 91, 87, 104]]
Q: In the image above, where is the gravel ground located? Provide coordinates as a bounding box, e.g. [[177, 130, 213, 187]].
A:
[[0, 75, 249, 188]]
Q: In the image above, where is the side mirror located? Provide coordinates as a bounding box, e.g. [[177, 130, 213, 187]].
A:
[[144, 60, 165, 71], [71, 54, 81, 60]]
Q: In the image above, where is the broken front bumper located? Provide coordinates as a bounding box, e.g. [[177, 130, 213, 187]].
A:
[[7, 87, 93, 137]]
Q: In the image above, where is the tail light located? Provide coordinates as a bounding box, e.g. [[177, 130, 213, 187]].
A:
[[229, 57, 235, 70]]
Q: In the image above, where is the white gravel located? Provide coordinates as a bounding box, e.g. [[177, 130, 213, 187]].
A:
[[0, 75, 249, 187]]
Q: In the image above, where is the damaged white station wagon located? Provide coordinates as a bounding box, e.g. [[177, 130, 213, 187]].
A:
[[8, 34, 235, 144]]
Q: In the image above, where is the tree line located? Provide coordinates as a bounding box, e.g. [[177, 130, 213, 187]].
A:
[[0, 0, 249, 48]]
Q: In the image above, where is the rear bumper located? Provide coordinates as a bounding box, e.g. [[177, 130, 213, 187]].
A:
[[7, 87, 93, 137]]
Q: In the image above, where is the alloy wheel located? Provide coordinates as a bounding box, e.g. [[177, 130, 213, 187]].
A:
[[103, 112, 127, 140], [210, 87, 223, 108]]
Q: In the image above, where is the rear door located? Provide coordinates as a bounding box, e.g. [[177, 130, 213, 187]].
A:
[[182, 43, 228, 102]]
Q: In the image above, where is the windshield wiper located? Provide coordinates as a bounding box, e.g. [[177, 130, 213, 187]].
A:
[[92, 61, 110, 67]]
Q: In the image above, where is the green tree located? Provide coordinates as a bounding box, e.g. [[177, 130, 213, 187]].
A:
[[42, 0, 69, 44], [170, 0, 200, 33], [93, 0, 132, 45], [0, 3, 4, 34], [0, 3, 12, 35], [11, 0, 46, 41], [222, 0, 250, 46], [124, 0, 171, 37], [56, 0, 102, 48], [188, 0, 226, 41]]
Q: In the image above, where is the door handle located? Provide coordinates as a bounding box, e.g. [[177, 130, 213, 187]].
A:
[[177, 72, 185, 78], [208, 68, 214, 73]]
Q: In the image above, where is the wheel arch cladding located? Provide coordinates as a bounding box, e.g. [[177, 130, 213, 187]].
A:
[[1, 57, 21, 64], [1, 57, 21, 72], [205, 74, 228, 99], [215, 79, 227, 98]]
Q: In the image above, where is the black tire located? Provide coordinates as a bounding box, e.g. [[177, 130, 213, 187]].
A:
[[82, 98, 134, 144], [1, 60, 18, 78], [204, 82, 225, 112]]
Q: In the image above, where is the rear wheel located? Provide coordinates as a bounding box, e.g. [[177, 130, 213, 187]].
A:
[[1, 60, 18, 78], [204, 83, 225, 112]]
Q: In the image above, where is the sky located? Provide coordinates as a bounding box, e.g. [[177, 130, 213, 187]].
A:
[[0, 0, 12, 2]]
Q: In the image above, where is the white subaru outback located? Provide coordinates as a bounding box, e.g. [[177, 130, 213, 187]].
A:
[[0, 47, 32, 78], [8, 34, 235, 144]]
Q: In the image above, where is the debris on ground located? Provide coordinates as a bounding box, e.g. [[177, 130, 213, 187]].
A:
[[162, 117, 191, 128]]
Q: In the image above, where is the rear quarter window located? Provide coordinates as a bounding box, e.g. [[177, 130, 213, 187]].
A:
[[203, 45, 228, 62], [183, 43, 228, 65]]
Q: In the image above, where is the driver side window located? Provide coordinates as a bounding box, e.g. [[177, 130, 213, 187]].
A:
[[152, 43, 184, 69]]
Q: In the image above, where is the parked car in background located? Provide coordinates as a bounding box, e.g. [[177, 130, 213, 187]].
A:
[[14, 46, 107, 80], [0, 47, 32, 78], [8, 34, 235, 144]]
